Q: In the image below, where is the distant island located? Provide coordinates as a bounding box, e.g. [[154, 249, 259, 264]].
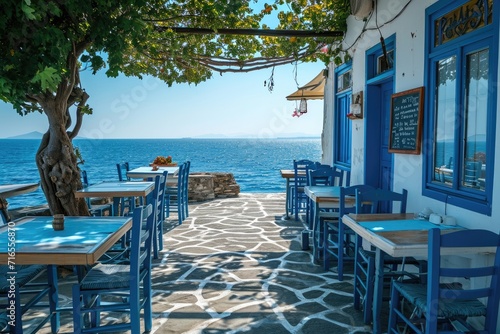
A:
[[6, 131, 44, 139]]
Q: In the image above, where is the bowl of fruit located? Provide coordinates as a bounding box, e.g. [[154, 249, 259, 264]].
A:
[[150, 155, 177, 167]]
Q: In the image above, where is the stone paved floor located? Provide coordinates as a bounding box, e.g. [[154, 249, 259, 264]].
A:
[[24, 193, 375, 333]]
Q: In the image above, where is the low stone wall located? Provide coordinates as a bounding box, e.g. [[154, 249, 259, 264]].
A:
[[10, 172, 240, 219], [188, 172, 240, 202]]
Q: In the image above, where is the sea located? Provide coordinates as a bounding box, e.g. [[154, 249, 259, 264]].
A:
[[0, 138, 321, 209]]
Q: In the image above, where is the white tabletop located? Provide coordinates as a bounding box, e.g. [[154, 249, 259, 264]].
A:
[[75, 181, 155, 198], [127, 166, 179, 179], [0, 183, 39, 198]]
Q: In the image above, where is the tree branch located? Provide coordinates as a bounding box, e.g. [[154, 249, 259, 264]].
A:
[[68, 88, 89, 140]]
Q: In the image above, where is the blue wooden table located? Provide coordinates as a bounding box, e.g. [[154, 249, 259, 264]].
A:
[[342, 213, 475, 334], [304, 186, 345, 258], [75, 181, 154, 216], [0, 183, 40, 222], [127, 166, 179, 179], [0, 215, 132, 333]]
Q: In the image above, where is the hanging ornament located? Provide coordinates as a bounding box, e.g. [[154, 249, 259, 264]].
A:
[[299, 98, 307, 114]]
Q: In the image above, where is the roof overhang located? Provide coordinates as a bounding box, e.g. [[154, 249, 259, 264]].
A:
[[286, 70, 326, 101]]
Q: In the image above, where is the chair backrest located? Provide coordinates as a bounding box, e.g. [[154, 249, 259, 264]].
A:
[[80, 170, 93, 208], [116, 162, 130, 181], [426, 228, 500, 333], [307, 167, 336, 186], [340, 184, 377, 217], [294, 159, 316, 187], [130, 204, 154, 278], [80, 170, 89, 188], [182, 161, 190, 194], [153, 171, 168, 225], [355, 188, 408, 214], [333, 164, 351, 187]]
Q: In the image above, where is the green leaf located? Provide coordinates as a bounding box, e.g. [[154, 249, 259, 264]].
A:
[[30, 67, 61, 92], [21, 1, 36, 20]]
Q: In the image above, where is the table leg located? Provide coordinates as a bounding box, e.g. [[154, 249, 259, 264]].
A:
[[372, 248, 385, 334], [312, 201, 321, 261], [48, 265, 59, 334], [284, 178, 290, 220]]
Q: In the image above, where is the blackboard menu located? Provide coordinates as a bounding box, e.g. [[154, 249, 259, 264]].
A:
[[389, 87, 424, 154]]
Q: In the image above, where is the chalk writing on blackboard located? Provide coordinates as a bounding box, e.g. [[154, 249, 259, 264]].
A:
[[389, 87, 424, 154]]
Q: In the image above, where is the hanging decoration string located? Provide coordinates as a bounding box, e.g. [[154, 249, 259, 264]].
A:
[[264, 66, 275, 92]]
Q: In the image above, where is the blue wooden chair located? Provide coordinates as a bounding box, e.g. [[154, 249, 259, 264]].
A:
[[293, 159, 316, 221], [0, 218, 50, 334], [333, 164, 351, 187], [0, 265, 49, 334], [323, 184, 376, 280], [80, 170, 113, 216], [116, 162, 133, 215], [307, 166, 342, 260], [166, 162, 186, 224], [352, 188, 423, 324], [181, 161, 190, 220], [116, 162, 130, 181], [152, 171, 168, 259], [72, 204, 154, 334], [388, 228, 500, 334]]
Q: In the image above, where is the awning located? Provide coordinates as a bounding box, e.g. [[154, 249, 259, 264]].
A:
[[286, 70, 326, 101]]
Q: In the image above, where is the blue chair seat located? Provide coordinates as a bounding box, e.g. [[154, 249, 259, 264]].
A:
[[388, 228, 500, 333], [392, 281, 486, 318], [0, 264, 49, 333], [0, 265, 46, 291], [78, 263, 140, 290]]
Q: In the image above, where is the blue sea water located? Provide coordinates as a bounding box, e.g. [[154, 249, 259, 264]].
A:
[[0, 138, 321, 209]]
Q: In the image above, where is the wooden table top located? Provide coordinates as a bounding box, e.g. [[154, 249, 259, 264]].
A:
[[341, 213, 493, 257], [75, 181, 154, 198], [304, 185, 344, 203], [0, 183, 39, 198], [127, 166, 179, 179], [0, 216, 132, 265], [280, 169, 306, 179]]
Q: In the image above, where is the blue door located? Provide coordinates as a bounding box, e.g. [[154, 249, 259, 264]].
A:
[[379, 81, 393, 190], [365, 80, 394, 191]]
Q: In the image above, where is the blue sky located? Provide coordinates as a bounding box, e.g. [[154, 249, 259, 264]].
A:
[[0, 61, 325, 139]]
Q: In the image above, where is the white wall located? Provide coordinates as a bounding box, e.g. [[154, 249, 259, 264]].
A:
[[324, 0, 500, 232]]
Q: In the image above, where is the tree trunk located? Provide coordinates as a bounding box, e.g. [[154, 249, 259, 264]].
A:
[[36, 101, 90, 216]]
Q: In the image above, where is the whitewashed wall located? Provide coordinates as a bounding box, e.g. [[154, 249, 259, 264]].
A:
[[324, 0, 500, 232]]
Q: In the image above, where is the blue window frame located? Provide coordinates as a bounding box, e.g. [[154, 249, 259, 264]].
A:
[[423, 0, 497, 215], [334, 62, 352, 166]]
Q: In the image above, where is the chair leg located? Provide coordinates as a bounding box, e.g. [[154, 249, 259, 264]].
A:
[[323, 222, 330, 271], [388, 283, 401, 333], [363, 256, 375, 324], [130, 287, 141, 334], [144, 271, 153, 332], [72, 285, 83, 334], [353, 235, 362, 311]]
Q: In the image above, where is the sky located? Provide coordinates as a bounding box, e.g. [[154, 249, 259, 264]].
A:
[[0, 58, 326, 140]]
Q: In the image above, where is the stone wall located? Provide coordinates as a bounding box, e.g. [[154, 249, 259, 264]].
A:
[[188, 172, 240, 202]]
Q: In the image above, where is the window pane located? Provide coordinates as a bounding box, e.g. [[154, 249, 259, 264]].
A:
[[462, 49, 488, 190], [433, 56, 456, 185]]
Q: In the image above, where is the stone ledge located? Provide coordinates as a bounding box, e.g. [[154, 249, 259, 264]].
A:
[[188, 172, 240, 202]]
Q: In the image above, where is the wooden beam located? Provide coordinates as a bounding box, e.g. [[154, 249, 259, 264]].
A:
[[157, 27, 344, 38]]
